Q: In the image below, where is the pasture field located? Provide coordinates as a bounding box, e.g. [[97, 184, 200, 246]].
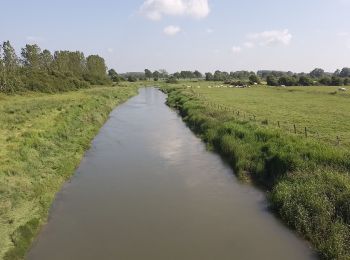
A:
[[172, 81, 350, 147], [162, 82, 350, 260], [0, 85, 137, 259]]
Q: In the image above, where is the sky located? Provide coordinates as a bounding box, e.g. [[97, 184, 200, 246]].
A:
[[1, 0, 350, 73]]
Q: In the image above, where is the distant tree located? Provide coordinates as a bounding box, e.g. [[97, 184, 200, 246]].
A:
[[319, 76, 332, 86], [309, 68, 325, 78], [249, 74, 260, 84], [339, 67, 350, 78], [205, 72, 213, 81], [166, 76, 178, 83], [331, 76, 343, 86], [53, 51, 86, 77], [21, 44, 42, 70], [108, 69, 120, 82], [213, 70, 227, 81], [266, 75, 278, 86], [39, 49, 53, 72], [343, 78, 350, 86], [298, 75, 313, 86], [85, 55, 108, 84], [127, 75, 137, 82], [1, 41, 21, 92], [2, 41, 19, 71], [334, 69, 340, 76], [153, 71, 160, 81], [144, 69, 152, 80], [158, 69, 168, 79], [194, 70, 202, 78], [279, 76, 298, 86], [180, 71, 195, 79], [173, 72, 181, 79]]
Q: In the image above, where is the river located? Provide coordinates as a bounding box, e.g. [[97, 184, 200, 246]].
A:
[[27, 87, 316, 260]]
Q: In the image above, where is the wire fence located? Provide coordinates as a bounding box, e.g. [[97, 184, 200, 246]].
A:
[[188, 90, 342, 146]]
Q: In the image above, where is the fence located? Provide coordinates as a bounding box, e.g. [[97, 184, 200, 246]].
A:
[[187, 90, 342, 146]]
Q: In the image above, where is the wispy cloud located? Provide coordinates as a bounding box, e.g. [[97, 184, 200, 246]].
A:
[[107, 48, 114, 53], [26, 36, 45, 44], [164, 25, 181, 36], [231, 46, 242, 54], [140, 0, 210, 21], [244, 41, 255, 48], [248, 29, 292, 46], [206, 28, 214, 34], [337, 31, 349, 37]]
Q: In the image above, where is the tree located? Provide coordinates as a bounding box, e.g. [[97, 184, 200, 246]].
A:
[[249, 74, 260, 84], [158, 69, 168, 79], [298, 75, 313, 86], [173, 72, 181, 79], [266, 75, 278, 86], [319, 76, 332, 85], [108, 69, 120, 82], [127, 75, 137, 82], [309, 68, 325, 78], [85, 55, 108, 84], [205, 72, 213, 81], [39, 49, 53, 72], [2, 41, 19, 71], [278, 76, 298, 86], [1, 41, 21, 92], [194, 70, 202, 78], [53, 51, 86, 77], [153, 71, 160, 81], [339, 67, 350, 78], [21, 44, 41, 69], [144, 69, 152, 80], [331, 76, 343, 86]]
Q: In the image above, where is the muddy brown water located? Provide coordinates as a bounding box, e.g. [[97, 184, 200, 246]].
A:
[[27, 87, 317, 260]]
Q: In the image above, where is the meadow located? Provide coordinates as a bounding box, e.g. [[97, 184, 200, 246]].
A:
[[0, 85, 137, 259], [162, 81, 350, 260]]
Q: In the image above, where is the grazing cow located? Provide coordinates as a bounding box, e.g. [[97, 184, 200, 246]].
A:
[[339, 87, 347, 91]]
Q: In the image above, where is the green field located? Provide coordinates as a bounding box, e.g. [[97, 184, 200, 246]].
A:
[[162, 82, 350, 260], [172, 81, 350, 147], [0, 85, 137, 259]]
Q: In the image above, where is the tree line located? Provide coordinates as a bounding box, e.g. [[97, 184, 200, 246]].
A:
[[204, 68, 350, 86], [0, 41, 110, 93]]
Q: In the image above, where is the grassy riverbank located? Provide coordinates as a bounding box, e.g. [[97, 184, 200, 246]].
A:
[[0, 85, 137, 259], [162, 82, 350, 260]]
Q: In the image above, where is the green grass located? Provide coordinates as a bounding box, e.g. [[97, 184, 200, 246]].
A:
[[162, 82, 350, 260], [0, 85, 137, 259]]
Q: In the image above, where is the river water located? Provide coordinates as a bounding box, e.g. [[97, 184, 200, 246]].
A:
[[27, 87, 316, 260]]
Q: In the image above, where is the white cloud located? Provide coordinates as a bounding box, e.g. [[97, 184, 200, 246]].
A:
[[26, 36, 45, 43], [164, 25, 181, 36], [206, 28, 214, 34], [231, 46, 242, 53], [337, 31, 349, 37], [107, 48, 114, 53], [248, 29, 292, 46], [244, 41, 255, 48], [140, 0, 210, 21]]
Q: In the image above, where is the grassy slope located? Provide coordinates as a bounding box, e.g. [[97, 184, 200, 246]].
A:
[[0, 85, 137, 259], [162, 82, 350, 260]]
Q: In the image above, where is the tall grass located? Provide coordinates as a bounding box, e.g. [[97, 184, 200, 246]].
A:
[[0, 86, 137, 259], [164, 86, 350, 259]]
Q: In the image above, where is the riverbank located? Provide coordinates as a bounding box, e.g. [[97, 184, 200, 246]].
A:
[[0, 85, 137, 259], [162, 84, 350, 260]]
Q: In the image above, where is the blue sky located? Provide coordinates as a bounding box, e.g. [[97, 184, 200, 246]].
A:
[[1, 0, 350, 73]]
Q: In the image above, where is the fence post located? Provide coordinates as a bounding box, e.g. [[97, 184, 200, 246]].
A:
[[304, 127, 307, 138], [337, 136, 340, 145], [294, 124, 297, 134], [278, 121, 280, 128]]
